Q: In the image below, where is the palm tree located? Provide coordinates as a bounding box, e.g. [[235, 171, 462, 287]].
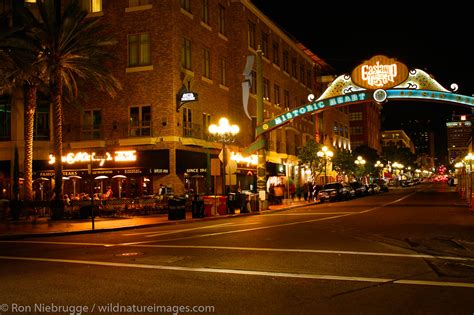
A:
[[33, 0, 121, 218], [0, 10, 46, 201]]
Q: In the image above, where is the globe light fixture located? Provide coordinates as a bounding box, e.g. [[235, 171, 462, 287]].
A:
[[317, 146, 333, 185], [208, 118, 240, 195]]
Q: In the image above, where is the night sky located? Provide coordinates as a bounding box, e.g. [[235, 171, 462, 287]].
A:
[[251, 1, 473, 164]]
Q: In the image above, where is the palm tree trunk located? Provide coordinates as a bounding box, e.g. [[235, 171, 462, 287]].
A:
[[23, 85, 37, 201], [51, 74, 64, 219]]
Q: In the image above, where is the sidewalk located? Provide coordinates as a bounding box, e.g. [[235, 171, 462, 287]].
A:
[[0, 200, 316, 239]]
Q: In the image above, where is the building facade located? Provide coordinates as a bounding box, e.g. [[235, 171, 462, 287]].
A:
[[0, 0, 330, 198], [349, 101, 382, 153], [446, 115, 472, 163], [381, 130, 415, 153]]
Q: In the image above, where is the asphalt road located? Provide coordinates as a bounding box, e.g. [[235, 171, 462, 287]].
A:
[[1, 182, 474, 315]]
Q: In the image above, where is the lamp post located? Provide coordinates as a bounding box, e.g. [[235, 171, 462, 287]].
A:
[[208, 117, 240, 195], [317, 146, 333, 185], [374, 160, 384, 179], [354, 156, 366, 182], [464, 153, 474, 207]]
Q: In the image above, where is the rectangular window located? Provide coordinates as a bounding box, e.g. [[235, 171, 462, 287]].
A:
[[128, 33, 150, 67], [300, 64, 305, 85], [129, 105, 151, 136], [34, 101, 50, 141], [248, 21, 256, 49], [201, 0, 209, 24], [350, 126, 363, 135], [82, 109, 101, 140], [219, 58, 227, 86], [250, 71, 257, 94], [291, 57, 297, 78], [180, 0, 191, 12], [307, 69, 312, 88], [202, 48, 211, 78], [218, 4, 225, 35], [284, 90, 290, 108], [0, 99, 11, 141], [273, 84, 280, 107], [282, 49, 289, 73], [202, 113, 211, 138], [181, 38, 192, 70], [183, 108, 193, 137], [129, 0, 149, 6], [261, 32, 269, 57], [263, 78, 270, 102], [81, 0, 102, 13], [349, 112, 363, 121], [272, 41, 280, 66]]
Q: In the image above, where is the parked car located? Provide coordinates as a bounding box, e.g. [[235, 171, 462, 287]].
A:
[[349, 181, 368, 197], [367, 183, 381, 194], [318, 182, 354, 202]]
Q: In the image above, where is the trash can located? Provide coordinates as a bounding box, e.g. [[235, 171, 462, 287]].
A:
[[203, 195, 217, 216], [191, 196, 205, 218], [168, 197, 186, 220], [217, 196, 227, 215]]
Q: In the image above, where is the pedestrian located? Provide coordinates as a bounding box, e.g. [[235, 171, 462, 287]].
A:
[[303, 182, 309, 201]]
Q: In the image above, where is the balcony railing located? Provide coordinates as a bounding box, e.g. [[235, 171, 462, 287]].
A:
[[182, 122, 203, 139]]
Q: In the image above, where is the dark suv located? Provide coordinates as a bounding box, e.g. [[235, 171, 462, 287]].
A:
[[317, 182, 354, 202]]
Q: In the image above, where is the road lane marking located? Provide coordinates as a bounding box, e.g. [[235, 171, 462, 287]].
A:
[[267, 212, 354, 215], [122, 223, 233, 237], [2, 241, 473, 262], [1, 255, 473, 289]]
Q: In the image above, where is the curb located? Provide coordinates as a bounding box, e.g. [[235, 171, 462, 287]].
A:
[[0, 202, 316, 240]]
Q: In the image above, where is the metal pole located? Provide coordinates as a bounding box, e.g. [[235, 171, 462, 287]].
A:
[[324, 158, 327, 185], [256, 47, 267, 210], [222, 142, 226, 195], [89, 152, 95, 231]]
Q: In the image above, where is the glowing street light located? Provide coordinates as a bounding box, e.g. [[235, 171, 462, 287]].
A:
[[354, 156, 366, 181], [374, 160, 384, 179], [317, 146, 333, 185], [208, 118, 240, 195]]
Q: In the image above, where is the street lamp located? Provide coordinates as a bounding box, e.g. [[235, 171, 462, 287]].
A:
[[374, 160, 384, 179], [317, 146, 333, 185], [208, 117, 240, 195], [464, 153, 474, 207], [354, 155, 366, 182]]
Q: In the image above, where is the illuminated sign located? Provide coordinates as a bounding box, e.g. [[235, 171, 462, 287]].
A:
[[49, 150, 137, 167], [386, 89, 474, 107], [181, 92, 198, 102], [256, 91, 373, 136], [352, 55, 408, 90], [230, 152, 258, 166]]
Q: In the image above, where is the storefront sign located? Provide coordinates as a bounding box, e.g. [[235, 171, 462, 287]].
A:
[[351, 55, 408, 90], [230, 152, 257, 166], [48, 150, 137, 167], [186, 168, 207, 173]]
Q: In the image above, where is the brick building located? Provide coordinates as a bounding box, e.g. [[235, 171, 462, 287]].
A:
[[0, 0, 330, 198], [349, 101, 382, 153]]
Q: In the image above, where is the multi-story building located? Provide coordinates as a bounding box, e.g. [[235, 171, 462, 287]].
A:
[[0, 0, 330, 198], [349, 101, 382, 153], [447, 114, 472, 163], [381, 130, 415, 153]]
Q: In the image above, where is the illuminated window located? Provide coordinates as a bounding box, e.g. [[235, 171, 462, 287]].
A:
[[218, 4, 225, 35], [130, 106, 151, 136], [82, 110, 101, 140], [81, 0, 102, 13], [202, 48, 211, 79], [128, 33, 151, 67], [129, 0, 149, 6], [202, 0, 209, 24], [181, 38, 192, 70]]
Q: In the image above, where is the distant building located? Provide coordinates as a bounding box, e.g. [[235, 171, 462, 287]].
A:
[[349, 101, 382, 153], [399, 119, 435, 156], [381, 130, 415, 153], [446, 114, 472, 163]]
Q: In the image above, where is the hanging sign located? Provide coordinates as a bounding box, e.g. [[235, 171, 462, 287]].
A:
[[351, 55, 409, 90]]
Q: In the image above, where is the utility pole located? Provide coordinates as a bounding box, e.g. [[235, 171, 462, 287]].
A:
[[256, 47, 267, 210]]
